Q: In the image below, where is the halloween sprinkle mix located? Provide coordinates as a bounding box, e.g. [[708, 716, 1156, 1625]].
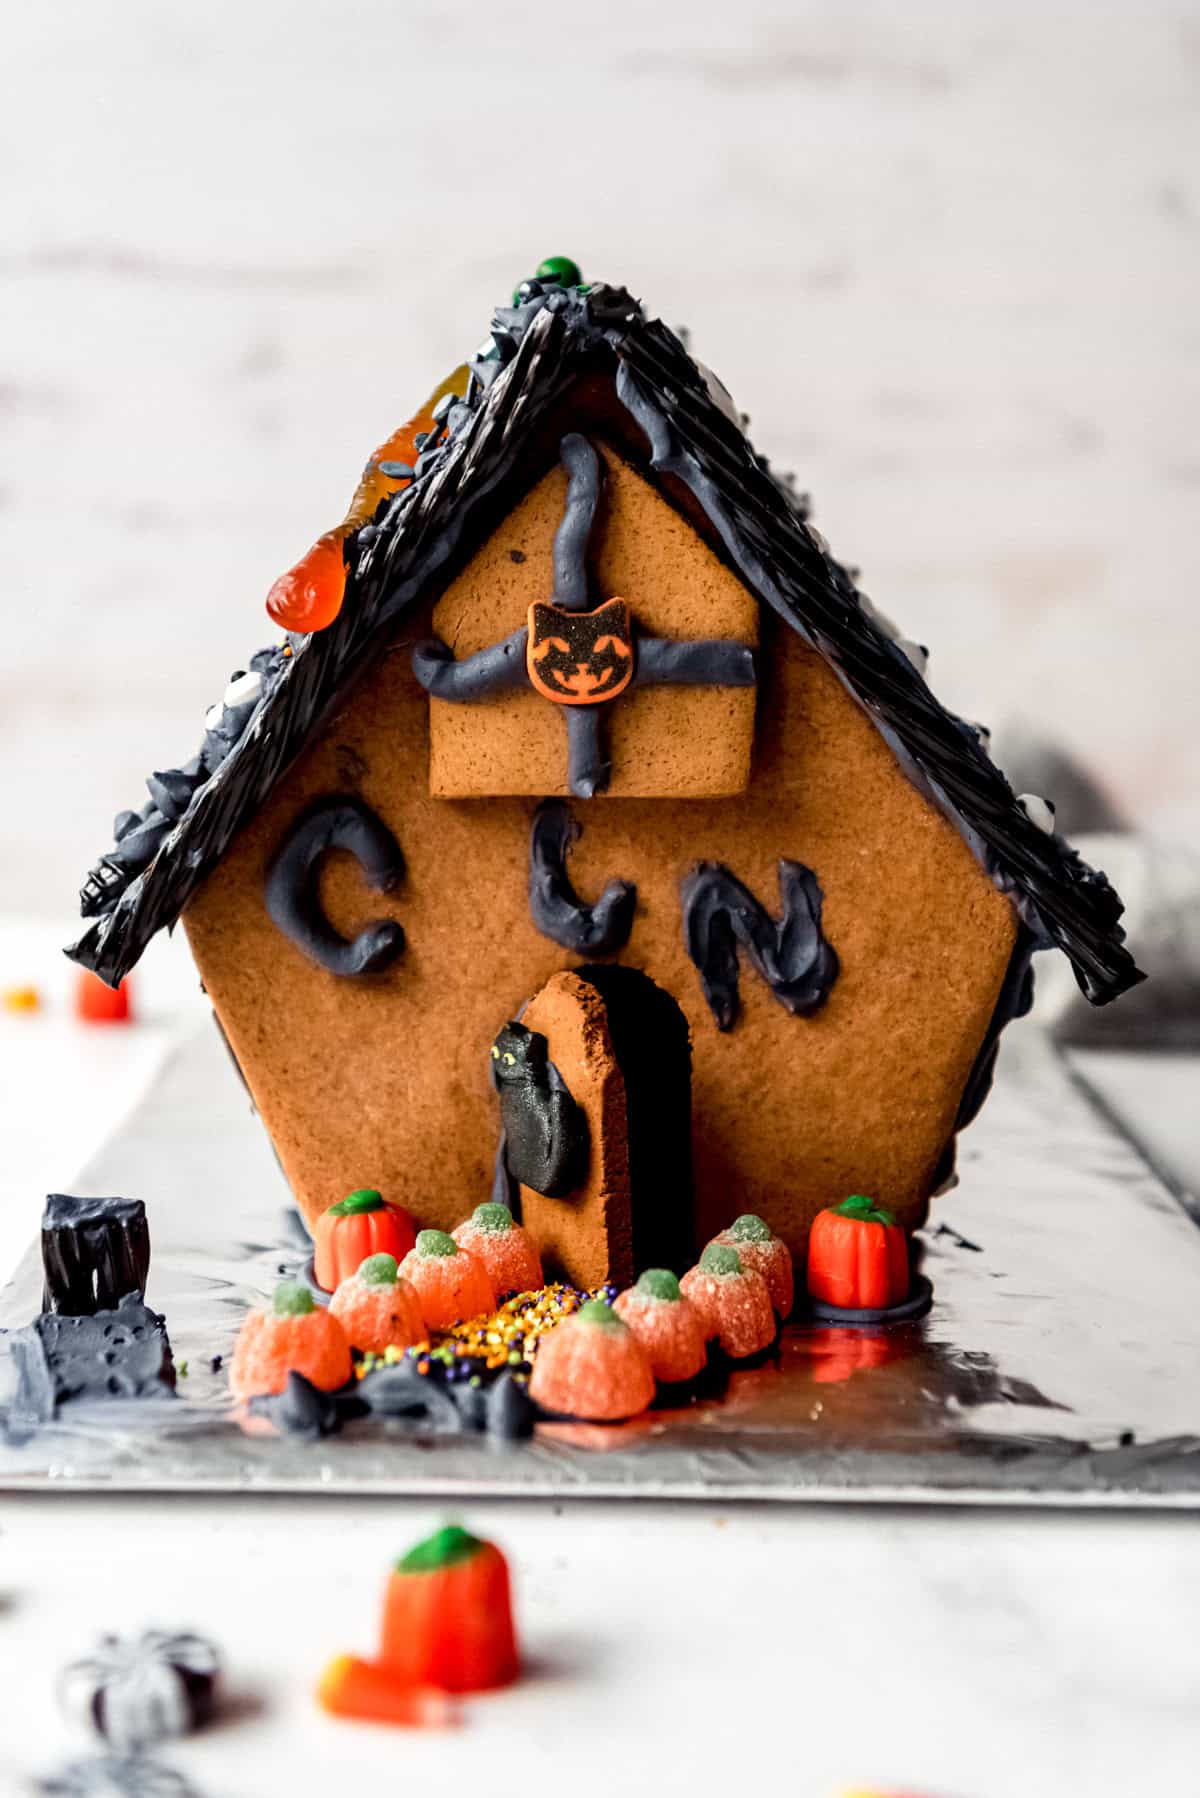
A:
[[355, 1282, 618, 1384]]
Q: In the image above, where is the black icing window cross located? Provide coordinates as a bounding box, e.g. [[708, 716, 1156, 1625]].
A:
[[412, 434, 757, 798]]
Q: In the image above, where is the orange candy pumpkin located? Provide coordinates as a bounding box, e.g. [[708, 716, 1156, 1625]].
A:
[[451, 1203, 543, 1299], [680, 1245, 776, 1360], [397, 1231, 495, 1331], [381, 1524, 519, 1693], [329, 1254, 426, 1355], [313, 1189, 417, 1293], [229, 1281, 352, 1401], [710, 1214, 794, 1318], [806, 1195, 909, 1311], [613, 1269, 708, 1384], [528, 1299, 656, 1421]]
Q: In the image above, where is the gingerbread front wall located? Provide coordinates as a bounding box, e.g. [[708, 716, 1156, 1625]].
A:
[[183, 452, 1018, 1265]]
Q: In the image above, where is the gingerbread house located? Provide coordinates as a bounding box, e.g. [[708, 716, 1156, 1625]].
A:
[[68, 265, 1143, 1288]]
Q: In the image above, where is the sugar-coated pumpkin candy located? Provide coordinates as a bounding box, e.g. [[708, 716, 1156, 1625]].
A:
[[316, 1654, 454, 1728], [75, 969, 132, 1024], [451, 1203, 543, 1299], [380, 1524, 519, 1694], [807, 1195, 909, 1311], [229, 1280, 352, 1401], [528, 1298, 655, 1421], [613, 1269, 708, 1384], [711, 1213, 795, 1317], [329, 1254, 426, 1355], [398, 1231, 495, 1331], [313, 1188, 417, 1293], [680, 1245, 776, 1360]]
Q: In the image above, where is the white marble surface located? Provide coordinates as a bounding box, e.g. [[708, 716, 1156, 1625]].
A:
[[1, 0, 1197, 922]]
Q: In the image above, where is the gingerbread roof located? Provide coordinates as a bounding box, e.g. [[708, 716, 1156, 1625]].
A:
[[67, 278, 1143, 1004]]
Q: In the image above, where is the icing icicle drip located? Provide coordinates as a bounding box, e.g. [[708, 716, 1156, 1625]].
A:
[[528, 800, 636, 954], [681, 860, 839, 1031], [264, 797, 405, 977]]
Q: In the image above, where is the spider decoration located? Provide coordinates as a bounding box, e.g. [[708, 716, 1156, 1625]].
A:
[[411, 433, 757, 798], [58, 1628, 220, 1754]]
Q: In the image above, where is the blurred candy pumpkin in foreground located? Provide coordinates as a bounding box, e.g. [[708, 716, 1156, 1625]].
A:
[[380, 1523, 519, 1694]]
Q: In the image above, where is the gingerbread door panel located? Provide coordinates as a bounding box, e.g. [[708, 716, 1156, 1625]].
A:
[[426, 442, 759, 799]]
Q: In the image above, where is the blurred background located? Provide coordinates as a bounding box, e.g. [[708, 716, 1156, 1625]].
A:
[[1, 0, 1195, 954]]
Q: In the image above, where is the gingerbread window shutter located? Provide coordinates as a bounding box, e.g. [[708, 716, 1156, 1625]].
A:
[[419, 437, 760, 800]]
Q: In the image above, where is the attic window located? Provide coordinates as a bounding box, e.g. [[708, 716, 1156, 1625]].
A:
[[418, 436, 759, 800]]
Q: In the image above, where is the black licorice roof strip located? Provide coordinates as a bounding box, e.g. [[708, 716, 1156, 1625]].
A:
[[67, 284, 1142, 1004]]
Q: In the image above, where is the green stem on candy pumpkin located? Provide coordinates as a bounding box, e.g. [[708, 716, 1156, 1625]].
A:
[[833, 1194, 898, 1227], [397, 1523, 484, 1575], [417, 1229, 458, 1259], [328, 1188, 385, 1218]]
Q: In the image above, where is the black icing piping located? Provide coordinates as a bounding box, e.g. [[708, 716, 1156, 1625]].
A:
[[264, 796, 406, 977], [552, 431, 601, 611], [528, 799, 637, 954], [681, 860, 840, 1031], [67, 280, 1142, 1013]]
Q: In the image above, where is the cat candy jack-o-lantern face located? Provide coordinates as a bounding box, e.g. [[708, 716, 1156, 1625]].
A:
[[526, 598, 633, 704]]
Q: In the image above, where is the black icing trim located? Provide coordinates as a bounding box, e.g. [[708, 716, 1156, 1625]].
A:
[[528, 799, 636, 954], [553, 431, 601, 610], [565, 703, 610, 799], [637, 637, 757, 687], [681, 859, 839, 1031], [264, 796, 406, 977], [411, 625, 529, 700], [804, 1273, 934, 1327], [69, 282, 1142, 1018]]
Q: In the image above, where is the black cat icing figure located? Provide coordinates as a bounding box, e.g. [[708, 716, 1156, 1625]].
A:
[[526, 598, 634, 704], [491, 1022, 589, 1199]]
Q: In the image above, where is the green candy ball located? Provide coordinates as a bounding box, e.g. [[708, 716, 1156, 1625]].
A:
[[728, 1214, 772, 1243], [635, 1268, 681, 1303], [699, 1244, 742, 1278], [358, 1253, 398, 1286], [272, 1280, 316, 1317], [536, 255, 583, 287], [416, 1229, 457, 1259], [471, 1202, 515, 1236]]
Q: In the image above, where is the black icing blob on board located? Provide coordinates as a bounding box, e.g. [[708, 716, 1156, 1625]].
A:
[[528, 799, 636, 955], [28, 1295, 176, 1405], [264, 795, 405, 977], [41, 1195, 151, 1316], [681, 859, 840, 1032], [491, 1020, 589, 1198]]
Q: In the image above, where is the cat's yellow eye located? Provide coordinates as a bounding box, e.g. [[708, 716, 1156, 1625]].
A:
[[503, 1052, 516, 1065], [491, 1045, 499, 1058]]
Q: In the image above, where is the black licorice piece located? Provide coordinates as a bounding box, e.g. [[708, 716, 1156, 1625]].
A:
[[35, 1294, 176, 1403], [528, 799, 636, 954], [491, 1021, 588, 1198], [41, 1195, 151, 1316], [681, 859, 840, 1031], [263, 795, 406, 978], [59, 1629, 220, 1753]]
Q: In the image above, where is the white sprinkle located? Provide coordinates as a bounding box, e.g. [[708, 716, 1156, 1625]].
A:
[[204, 704, 224, 732], [1018, 793, 1057, 834], [224, 670, 263, 709]]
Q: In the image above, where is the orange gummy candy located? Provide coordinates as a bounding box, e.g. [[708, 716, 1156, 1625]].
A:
[[229, 1282, 352, 1400], [329, 1255, 426, 1355], [397, 1232, 495, 1331], [528, 1299, 655, 1421], [451, 1204, 543, 1299], [265, 533, 347, 634]]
